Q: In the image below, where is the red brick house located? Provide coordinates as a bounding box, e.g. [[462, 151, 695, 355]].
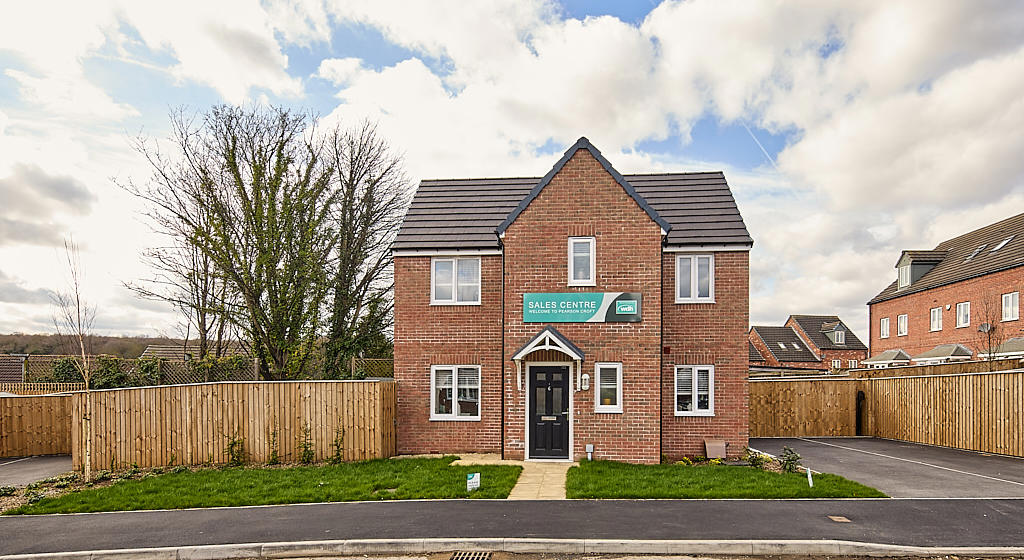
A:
[[748, 315, 868, 373], [392, 138, 752, 463], [867, 212, 1024, 365]]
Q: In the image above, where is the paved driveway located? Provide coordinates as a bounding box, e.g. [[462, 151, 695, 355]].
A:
[[0, 455, 72, 487], [750, 437, 1024, 498]]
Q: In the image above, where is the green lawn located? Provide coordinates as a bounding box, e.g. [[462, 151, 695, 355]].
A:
[[566, 460, 886, 499], [7, 457, 521, 515]]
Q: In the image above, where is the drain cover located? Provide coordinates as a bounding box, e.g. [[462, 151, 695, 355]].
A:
[[828, 515, 852, 523], [450, 552, 492, 560]]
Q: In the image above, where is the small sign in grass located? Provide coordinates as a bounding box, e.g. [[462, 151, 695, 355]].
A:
[[566, 460, 886, 499], [6, 457, 521, 515]]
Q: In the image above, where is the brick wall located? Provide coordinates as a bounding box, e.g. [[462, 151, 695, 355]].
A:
[[501, 149, 664, 464], [662, 251, 749, 460], [393, 254, 503, 454], [869, 267, 1024, 358]]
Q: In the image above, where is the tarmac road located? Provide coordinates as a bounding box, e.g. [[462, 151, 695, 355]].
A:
[[2, 498, 1024, 555]]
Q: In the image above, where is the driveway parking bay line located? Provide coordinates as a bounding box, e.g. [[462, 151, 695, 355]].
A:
[[795, 437, 1024, 488]]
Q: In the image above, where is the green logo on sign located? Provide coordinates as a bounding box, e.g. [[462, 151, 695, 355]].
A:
[[616, 300, 637, 314]]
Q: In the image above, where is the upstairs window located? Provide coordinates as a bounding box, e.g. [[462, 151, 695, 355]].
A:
[[930, 307, 943, 331], [898, 265, 911, 289], [897, 314, 908, 336], [848, 360, 858, 368], [1002, 292, 1019, 321], [831, 359, 842, 369], [568, 237, 595, 286], [956, 301, 970, 328], [594, 362, 623, 413], [964, 245, 987, 263], [432, 257, 480, 305], [674, 365, 714, 416], [676, 254, 714, 303], [833, 330, 846, 344], [880, 317, 890, 339], [991, 236, 1014, 252], [778, 342, 787, 350]]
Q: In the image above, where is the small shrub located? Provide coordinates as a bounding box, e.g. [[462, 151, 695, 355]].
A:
[[226, 433, 246, 467], [298, 423, 315, 464], [744, 447, 768, 469], [150, 467, 164, 475], [50, 357, 83, 383], [92, 470, 112, 482], [0, 486, 16, 496], [330, 427, 345, 465], [780, 446, 802, 473], [123, 465, 140, 478], [171, 465, 189, 474], [25, 491, 45, 504], [692, 456, 706, 463], [268, 425, 280, 465], [708, 458, 723, 466], [675, 456, 693, 466]]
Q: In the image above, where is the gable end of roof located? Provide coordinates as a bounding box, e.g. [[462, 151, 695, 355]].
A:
[[495, 137, 672, 236]]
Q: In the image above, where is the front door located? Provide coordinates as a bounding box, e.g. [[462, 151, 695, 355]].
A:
[[529, 365, 570, 459]]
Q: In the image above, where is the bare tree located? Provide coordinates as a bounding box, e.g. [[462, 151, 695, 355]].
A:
[[52, 237, 95, 479], [323, 122, 409, 376], [974, 295, 1009, 369]]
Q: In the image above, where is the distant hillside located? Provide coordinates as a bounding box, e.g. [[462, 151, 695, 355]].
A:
[[0, 333, 184, 358]]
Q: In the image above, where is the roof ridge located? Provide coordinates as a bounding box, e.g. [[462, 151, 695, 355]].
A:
[[495, 137, 672, 235]]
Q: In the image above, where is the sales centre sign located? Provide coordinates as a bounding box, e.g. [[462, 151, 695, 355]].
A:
[[523, 292, 642, 323]]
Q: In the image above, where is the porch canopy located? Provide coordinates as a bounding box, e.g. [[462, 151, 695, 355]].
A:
[[511, 325, 584, 391]]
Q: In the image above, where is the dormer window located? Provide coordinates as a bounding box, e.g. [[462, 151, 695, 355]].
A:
[[833, 330, 845, 344], [898, 264, 911, 289]]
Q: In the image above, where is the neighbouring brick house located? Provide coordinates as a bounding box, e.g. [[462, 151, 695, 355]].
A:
[[392, 138, 752, 463], [868, 212, 1024, 365], [748, 315, 868, 372]]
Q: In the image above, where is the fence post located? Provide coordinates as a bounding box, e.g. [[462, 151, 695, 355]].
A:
[[350, 356, 356, 378]]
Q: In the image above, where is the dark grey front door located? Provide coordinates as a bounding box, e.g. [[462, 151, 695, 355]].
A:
[[529, 365, 570, 458]]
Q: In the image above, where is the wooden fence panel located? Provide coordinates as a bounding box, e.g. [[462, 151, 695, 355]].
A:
[[751, 370, 1024, 457], [71, 381, 397, 470], [0, 395, 72, 457]]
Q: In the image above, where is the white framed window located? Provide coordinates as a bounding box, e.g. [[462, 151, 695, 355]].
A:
[[1003, 292, 1019, 321], [568, 237, 595, 286], [834, 330, 845, 344], [880, 317, 890, 339], [777, 342, 787, 350], [897, 314, 908, 336], [431, 257, 480, 305], [675, 254, 714, 303], [930, 307, 943, 331], [430, 365, 481, 421], [594, 362, 622, 413], [831, 359, 842, 369], [848, 360, 858, 368], [898, 265, 911, 289], [674, 365, 713, 416], [956, 302, 970, 328]]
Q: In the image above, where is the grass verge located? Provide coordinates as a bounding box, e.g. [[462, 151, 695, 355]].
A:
[[566, 460, 886, 499], [6, 457, 521, 515]]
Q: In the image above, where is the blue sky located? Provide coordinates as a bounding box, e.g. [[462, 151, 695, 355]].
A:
[[1, 0, 1022, 343]]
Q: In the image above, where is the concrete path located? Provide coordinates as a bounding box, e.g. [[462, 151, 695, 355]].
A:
[[450, 453, 574, 500], [751, 437, 1024, 498], [0, 455, 72, 487], [3, 498, 1024, 555], [507, 461, 573, 500]]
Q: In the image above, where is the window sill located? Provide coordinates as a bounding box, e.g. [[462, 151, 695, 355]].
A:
[[674, 411, 714, 417], [674, 299, 716, 305], [429, 416, 481, 422], [1002, 317, 1019, 322], [929, 328, 942, 332], [955, 324, 969, 329], [594, 408, 623, 414], [897, 334, 907, 337], [429, 301, 481, 306]]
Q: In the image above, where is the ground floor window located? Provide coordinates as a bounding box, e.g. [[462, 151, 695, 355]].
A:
[[831, 359, 842, 369], [674, 365, 714, 416], [848, 359, 858, 368], [430, 365, 480, 420], [594, 362, 622, 413]]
